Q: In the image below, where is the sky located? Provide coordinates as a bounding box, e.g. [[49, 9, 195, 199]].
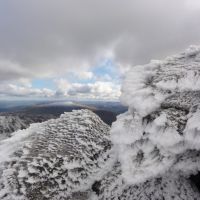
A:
[[0, 0, 200, 100]]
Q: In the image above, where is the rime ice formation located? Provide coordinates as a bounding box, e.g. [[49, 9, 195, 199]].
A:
[[0, 110, 111, 199], [111, 45, 200, 187], [94, 162, 199, 200], [0, 116, 26, 140], [0, 114, 55, 139]]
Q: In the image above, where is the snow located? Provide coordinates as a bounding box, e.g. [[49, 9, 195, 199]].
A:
[[0, 124, 38, 164], [0, 109, 112, 199], [120, 61, 166, 117], [0, 113, 55, 139]]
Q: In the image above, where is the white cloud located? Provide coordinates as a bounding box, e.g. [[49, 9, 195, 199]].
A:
[[54, 79, 120, 100], [0, 74, 120, 100], [18, 78, 32, 88], [74, 71, 94, 80], [54, 78, 70, 97], [0, 84, 54, 98]]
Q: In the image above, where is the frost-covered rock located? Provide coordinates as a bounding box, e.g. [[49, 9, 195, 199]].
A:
[[0, 113, 55, 139], [111, 45, 200, 191], [0, 110, 111, 200], [95, 162, 199, 200], [0, 115, 26, 140]]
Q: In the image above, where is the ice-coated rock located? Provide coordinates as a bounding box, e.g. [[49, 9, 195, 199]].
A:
[[111, 46, 200, 192], [0, 110, 111, 200], [95, 162, 199, 200], [0, 113, 55, 139]]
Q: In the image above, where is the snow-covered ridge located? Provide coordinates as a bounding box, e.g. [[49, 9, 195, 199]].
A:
[[0, 110, 111, 199], [0, 113, 55, 139], [0, 115, 28, 139], [111, 45, 200, 185]]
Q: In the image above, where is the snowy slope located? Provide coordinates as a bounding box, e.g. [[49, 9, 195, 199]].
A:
[[0, 110, 111, 199], [0, 115, 27, 140], [0, 114, 56, 139]]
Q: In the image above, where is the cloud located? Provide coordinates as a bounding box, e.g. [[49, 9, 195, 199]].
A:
[[54, 79, 120, 100], [69, 81, 120, 99], [0, 84, 54, 98], [54, 78, 70, 96], [1, 0, 200, 99], [0, 0, 200, 83], [68, 84, 91, 96], [0, 60, 32, 81], [74, 71, 94, 80]]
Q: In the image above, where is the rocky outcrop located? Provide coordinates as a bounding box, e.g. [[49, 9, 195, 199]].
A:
[[0, 110, 111, 199], [0, 113, 56, 139], [110, 46, 200, 198]]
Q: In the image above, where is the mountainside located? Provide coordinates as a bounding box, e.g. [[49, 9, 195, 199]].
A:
[[0, 114, 56, 139]]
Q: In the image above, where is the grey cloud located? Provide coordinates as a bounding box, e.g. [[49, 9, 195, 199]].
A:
[[0, 84, 54, 98], [68, 85, 91, 96], [0, 0, 200, 81], [0, 60, 33, 81], [54, 80, 120, 99]]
